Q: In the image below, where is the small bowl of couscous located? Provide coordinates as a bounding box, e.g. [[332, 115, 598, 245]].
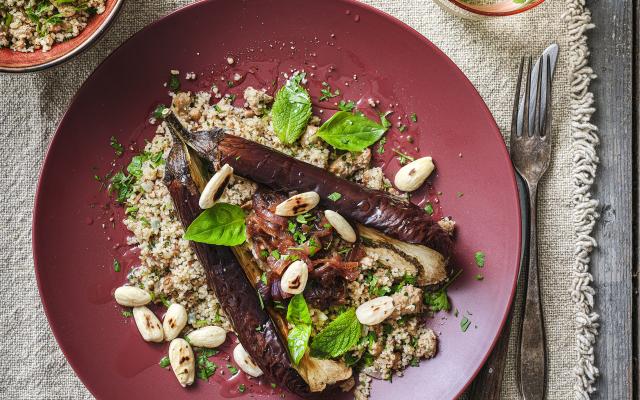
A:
[[0, 0, 124, 73]]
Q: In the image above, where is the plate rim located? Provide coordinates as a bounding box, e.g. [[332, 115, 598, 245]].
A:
[[31, 1, 522, 398]]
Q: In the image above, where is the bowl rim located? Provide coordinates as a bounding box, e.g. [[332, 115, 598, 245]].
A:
[[445, 0, 545, 17], [0, 0, 126, 73]]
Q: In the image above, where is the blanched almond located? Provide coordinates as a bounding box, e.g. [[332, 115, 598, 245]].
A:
[[275, 192, 320, 216], [114, 286, 151, 307], [280, 260, 309, 295], [185, 326, 226, 348], [233, 343, 263, 377], [394, 157, 435, 192], [169, 338, 195, 387], [199, 164, 233, 209], [356, 296, 395, 326], [133, 306, 164, 342], [324, 210, 356, 243], [163, 303, 188, 341]]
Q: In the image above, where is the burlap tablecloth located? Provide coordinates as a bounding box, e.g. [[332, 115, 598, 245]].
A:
[[0, 0, 599, 399]]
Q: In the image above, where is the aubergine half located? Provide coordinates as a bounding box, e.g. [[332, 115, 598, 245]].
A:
[[164, 113, 454, 261], [163, 132, 352, 397]]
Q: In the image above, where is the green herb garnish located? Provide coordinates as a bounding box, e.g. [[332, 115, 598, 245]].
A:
[[376, 136, 387, 154], [152, 104, 168, 119], [113, 258, 121, 272], [238, 384, 246, 393], [460, 317, 471, 332], [475, 274, 484, 281], [474, 251, 485, 267], [159, 355, 170, 368], [410, 113, 418, 122], [310, 308, 362, 359], [227, 363, 239, 375], [110, 136, 124, 156], [121, 310, 133, 318], [271, 249, 281, 260], [319, 82, 340, 101], [424, 203, 434, 215], [184, 203, 246, 246], [197, 349, 218, 381], [271, 73, 312, 144], [338, 100, 356, 112], [168, 73, 180, 91], [286, 294, 312, 365], [317, 111, 388, 152], [328, 192, 342, 201]]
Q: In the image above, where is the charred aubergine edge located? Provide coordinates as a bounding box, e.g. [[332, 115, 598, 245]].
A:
[[163, 132, 350, 397], [165, 113, 454, 261]]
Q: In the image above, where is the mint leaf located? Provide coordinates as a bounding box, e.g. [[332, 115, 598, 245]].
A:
[[310, 308, 361, 359], [271, 74, 312, 144], [317, 111, 388, 152], [184, 203, 246, 246], [287, 294, 311, 326], [288, 324, 311, 365], [286, 294, 312, 365]]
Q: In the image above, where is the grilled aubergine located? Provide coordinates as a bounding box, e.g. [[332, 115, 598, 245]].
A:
[[164, 132, 352, 397], [164, 113, 454, 260]]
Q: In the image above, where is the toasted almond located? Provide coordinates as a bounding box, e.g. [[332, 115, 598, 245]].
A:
[[114, 286, 151, 307], [394, 157, 435, 192], [355, 296, 395, 326], [275, 192, 320, 216], [185, 326, 226, 348], [280, 260, 309, 295], [169, 338, 195, 387], [324, 210, 356, 243], [199, 164, 234, 209], [233, 343, 263, 377], [162, 303, 188, 341], [133, 306, 164, 342]]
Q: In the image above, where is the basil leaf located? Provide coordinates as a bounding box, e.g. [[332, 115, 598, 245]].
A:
[[310, 308, 362, 359], [288, 324, 311, 365], [184, 203, 246, 246], [271, 74, 312, 144], [317, 111, 387, 152], [286, 294, 311, 326]]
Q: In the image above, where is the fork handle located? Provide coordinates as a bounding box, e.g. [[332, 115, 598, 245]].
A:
[[517, 184, 547, 400]]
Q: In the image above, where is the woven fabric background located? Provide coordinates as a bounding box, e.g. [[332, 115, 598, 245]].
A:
[[0, 0, 597, 399]]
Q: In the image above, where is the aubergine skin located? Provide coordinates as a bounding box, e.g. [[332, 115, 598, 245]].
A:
[[163, 138, 310, 397], [165, 113, 453, 259]]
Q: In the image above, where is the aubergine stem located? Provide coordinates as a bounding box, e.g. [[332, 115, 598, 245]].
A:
[[163, 136, 311, 397], [164, 112, 454, 260]]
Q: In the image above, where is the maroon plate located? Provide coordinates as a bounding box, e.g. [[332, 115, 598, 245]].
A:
[[32, 1, 520, 399]]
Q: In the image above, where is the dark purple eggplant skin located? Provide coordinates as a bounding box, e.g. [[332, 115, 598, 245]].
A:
[[163, 138, 311, 397], [165, 113, 453, 259]]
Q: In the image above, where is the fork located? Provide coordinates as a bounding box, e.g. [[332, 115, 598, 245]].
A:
[[511, 55, 552, 400]]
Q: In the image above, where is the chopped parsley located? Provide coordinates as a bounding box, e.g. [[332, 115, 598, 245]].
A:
[[113, 258, 121, 272], [423, 269, 462, 312], [475, 274, 484, 281], [159, 355, 170, 368], [474, 251, 485, 267], [424, 203, 434, 215], [227, 363, 239, 375], [393, 149, 415, 165], [338, 100, 356, 112], [398, 124, 407, 133], [260, 249, 269, 258], [270, 383, 277, 389], [410, 113, 418, 122], [460, 316, 471, 332], [152, 104, 168, 119], [121, 310, 133, 318], [260, 272, 268, 285], [238, 384, 246, 393], [271, 249, 281, 260], [110, 136, 124, 156], [376, 136, 387, 154], [168, 73, 180, 91], [328, 192, 342, 201], [196, 349, 218, 381], [319, 82, 340, 101]]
